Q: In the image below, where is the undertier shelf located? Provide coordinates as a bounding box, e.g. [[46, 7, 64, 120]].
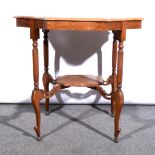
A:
[[56, 75, 103, 87]]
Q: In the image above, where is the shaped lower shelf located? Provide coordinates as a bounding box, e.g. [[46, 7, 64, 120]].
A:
[[56, 75, 103, 87]]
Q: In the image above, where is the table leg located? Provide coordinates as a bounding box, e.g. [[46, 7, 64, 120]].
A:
[[114, 30, 125, 142], [111, 31, 118, 117], [31, 38, 42, 140], [42, 30, 50, 115], [30, 22, 43, 140]]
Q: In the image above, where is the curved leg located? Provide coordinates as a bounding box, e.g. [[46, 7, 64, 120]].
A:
[[30, 24, 43, 140], [31, 90, 42, 141], [114, 90, 124, 142], [114, 27, 125, 142]]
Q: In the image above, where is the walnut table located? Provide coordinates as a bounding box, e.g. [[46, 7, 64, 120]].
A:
[[15, 16, 143, 142]]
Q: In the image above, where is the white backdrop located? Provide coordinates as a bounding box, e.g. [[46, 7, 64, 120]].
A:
[[0, 0, 155, 104]]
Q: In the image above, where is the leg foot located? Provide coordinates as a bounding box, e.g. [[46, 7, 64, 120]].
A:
[[32, 90, 43, 141], [114, 91, 124, 143], [114, 128, 121, 143], [34, 126, 41, 141], [37, 136, 41, 141], [114, 137, 119, 143]]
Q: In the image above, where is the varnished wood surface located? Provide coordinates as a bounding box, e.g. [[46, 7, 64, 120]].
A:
[[56, 75, 103, 87], [14, 16, 143, 21], [15, 16, 143, 31]]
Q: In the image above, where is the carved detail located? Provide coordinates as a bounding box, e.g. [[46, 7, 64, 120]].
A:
[[43, 73, 54, 85], [44, 84, 61, 99], [103, 76, 112, 86], [95, 86, 111, 100]]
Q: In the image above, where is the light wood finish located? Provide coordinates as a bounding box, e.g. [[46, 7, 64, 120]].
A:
[[15, 16, 143, 142]]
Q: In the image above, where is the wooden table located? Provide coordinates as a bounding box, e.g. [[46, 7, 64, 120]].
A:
[[15, 16, 143, 142]]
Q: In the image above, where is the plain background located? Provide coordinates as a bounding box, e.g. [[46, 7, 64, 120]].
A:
[[0, 0, 154, 104]]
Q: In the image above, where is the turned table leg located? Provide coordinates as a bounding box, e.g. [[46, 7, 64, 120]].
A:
[[111, 31, 118, 117], [114, 25, 126, 143], [114, 40, 124, 142], [31, 38, 42, 141], [30, 20, 43, 140], [42, 30, 50, 115]]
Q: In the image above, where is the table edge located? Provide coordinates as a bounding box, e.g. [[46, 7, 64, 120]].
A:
[[14, 16, 144, 22]]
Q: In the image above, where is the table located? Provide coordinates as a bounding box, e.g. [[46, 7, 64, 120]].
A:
[[15, 16, 143, 142]]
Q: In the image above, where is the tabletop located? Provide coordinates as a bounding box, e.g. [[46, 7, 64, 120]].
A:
[[15, 16, 143, 31]]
